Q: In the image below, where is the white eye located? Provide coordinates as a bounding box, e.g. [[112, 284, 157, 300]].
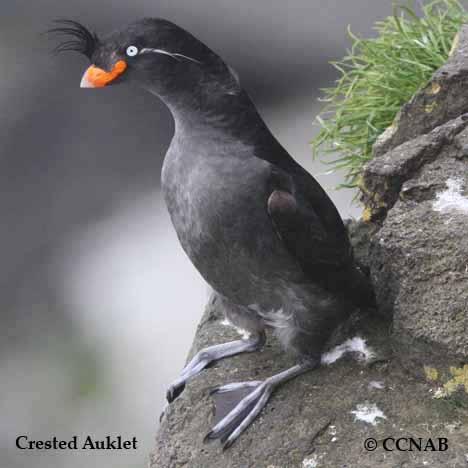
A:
[[126, 45, 139, 57]]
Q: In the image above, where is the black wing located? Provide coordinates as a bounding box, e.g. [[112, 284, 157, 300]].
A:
[[252, 124, 372, 304], [253, 132, 352, 274], [267, 184, 375, 308], [267, 188, 352, 274]]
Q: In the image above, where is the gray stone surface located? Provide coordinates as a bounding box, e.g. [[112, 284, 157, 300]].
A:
[[151, 294, 468, 468], [372, 24, 468, 158], [359, 25, 468, 358], [360, 115, 468, 220], [369, 143, 468, 355]]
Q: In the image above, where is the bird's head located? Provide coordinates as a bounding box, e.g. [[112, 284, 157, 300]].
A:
[[49, 18, 240, 103]]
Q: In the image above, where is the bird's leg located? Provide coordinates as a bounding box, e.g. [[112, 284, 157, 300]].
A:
[[205, 357, 319, 449], [166, 331, 265, 403]]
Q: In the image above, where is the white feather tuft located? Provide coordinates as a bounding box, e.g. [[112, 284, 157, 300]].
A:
[[321, 336, 375, 365]]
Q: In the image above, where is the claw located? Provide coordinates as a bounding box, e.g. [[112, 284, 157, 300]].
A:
[[166, 382, 185, 403], [203, 430, 215, 443], [222, 439, 234, 451]]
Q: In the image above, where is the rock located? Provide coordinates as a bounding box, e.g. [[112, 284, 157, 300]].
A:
[[150, 293, 468, 468], [370, 148, 468, 355], [372, 24, 468, 159], [359, 115, 468, 220], [359, 25, 468, 359]]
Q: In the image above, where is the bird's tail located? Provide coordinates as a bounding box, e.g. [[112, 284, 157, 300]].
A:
[[344, 262, 376, 310], [314, 259, 376, 310]]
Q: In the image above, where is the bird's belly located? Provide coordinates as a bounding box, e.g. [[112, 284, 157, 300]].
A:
[[161, 151, 302, 304], [168, 192, 281, 300]]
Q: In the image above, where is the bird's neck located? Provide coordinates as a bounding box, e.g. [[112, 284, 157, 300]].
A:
[[147, 86, 272, 144]]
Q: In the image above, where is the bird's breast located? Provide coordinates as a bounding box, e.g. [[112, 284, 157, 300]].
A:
[[161, 139, 301, 300]]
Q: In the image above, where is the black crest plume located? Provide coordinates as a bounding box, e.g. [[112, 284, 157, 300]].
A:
[[47, 19, 99, 59]]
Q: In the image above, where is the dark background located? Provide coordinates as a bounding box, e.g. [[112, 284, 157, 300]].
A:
[[1, 1, 392, 467]]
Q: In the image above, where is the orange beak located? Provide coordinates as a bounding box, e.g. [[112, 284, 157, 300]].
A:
[[80, 60, 127, 88]]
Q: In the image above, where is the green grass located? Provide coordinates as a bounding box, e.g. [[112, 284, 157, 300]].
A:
[[311, 0, 468, 189]]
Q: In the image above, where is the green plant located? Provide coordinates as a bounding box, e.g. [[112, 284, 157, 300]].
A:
[[312, 0, 468, 189]]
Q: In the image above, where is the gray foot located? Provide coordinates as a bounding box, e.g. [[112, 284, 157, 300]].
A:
[[166, 333, 265, 403], [210, 381, 262, 395], [205, 359, 319, 449]]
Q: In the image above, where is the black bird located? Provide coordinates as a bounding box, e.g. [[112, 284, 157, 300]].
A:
[[50, 18, 374, 448]]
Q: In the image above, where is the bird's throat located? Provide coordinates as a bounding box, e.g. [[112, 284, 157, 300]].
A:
[[146, 86, 269, 143]]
